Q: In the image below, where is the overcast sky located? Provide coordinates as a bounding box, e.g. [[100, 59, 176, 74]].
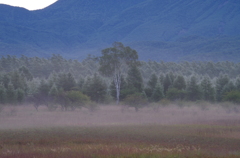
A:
[[0, 0, 58, 10]]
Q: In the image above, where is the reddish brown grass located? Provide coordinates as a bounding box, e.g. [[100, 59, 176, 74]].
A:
[[0, 104, 239, 158]]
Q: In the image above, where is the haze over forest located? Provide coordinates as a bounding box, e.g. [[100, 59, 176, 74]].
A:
[[0, 0, 240, 61]]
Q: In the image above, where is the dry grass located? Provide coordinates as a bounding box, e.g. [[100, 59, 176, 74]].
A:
[[0, 104, 240, 157]]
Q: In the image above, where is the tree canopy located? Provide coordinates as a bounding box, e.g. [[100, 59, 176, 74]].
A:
[[1, 51, 240, 108], [98, 42, 139, 104]]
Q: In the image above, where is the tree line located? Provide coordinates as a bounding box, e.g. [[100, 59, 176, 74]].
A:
[[0, 43, 240, 111]]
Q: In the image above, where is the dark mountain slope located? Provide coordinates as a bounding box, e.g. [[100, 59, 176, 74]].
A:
[[0, 0, 240, 61], [0, 4, 38, 25], [0, 0, 146, 57], [130, 36, 240, 62], [99, 0, 240, 42], [95, 0, 240, 61], [32, 0, 146, 44]]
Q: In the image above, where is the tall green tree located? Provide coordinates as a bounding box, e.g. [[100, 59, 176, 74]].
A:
[[235, 78, 240, 91], [10, 71, 27, 91], [16, 88, 25, 104], [173, 75, 186, 90], [186, 76, 202, 101], [148, 74, 158, 90], [110, 76, 128, 100], [6, 82, 17, 104], [145, 73, 158, 99], [163, 73, 173, 95], [77, 77, 85, 91], [57, 72, 76, 91], [38, 79, 50, 97], [200, 76, 215, 102], [215, 75, 229, 101], [98, 42, 139, 104], [0, 83, 6, 104], [151, 84, 164, 102], [2, 74, 10, 88], [222, 81, 236, 96], [126, 65, 143, 94], [49, 83, 59, 98], [159, 74, 165, 85], [50, 54, 66, 73], [168, 72, 176, 84], [83, 74, 107, 103], [18, 66, 33, 81], [31, 79, 52, 111]]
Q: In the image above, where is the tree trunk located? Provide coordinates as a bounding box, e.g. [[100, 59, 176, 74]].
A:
[[116, 87, 120, 104], [114, 73, 121, 105]]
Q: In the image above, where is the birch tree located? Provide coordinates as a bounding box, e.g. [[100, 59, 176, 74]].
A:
[[98, 42, 139, 104]]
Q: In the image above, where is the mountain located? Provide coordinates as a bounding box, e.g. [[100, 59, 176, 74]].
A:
[[0, 0, 240, 61]]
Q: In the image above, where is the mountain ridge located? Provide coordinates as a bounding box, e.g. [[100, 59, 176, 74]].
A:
[[0, 0, 240, 61]]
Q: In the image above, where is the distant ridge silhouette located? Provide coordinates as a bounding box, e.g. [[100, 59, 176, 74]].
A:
[[0, 0, 240, 61]]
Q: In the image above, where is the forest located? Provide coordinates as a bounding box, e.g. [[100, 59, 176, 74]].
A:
[[0, 43, 240, 112]]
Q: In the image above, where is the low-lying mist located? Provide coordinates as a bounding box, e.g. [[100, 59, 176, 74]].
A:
[[0, 103, 239, 130]]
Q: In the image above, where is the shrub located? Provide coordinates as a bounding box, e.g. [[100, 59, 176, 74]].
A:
[[223, 91, 240, 104], [124, 93, 148, 112], [66, 90, 90, 109], [166, 88, 186, 101], [86, 102, 99, 112]]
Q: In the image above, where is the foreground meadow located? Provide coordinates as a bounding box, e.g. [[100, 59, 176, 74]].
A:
[[0, 104, 240, 157]]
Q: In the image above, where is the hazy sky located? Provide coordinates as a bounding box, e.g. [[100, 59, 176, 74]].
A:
[[0, 0, 58, 10]]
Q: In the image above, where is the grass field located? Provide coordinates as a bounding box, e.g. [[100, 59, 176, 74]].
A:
[[0, 104, 240, 157]]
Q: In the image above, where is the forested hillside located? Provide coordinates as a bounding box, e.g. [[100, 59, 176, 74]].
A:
[[0, 53, 240, 111]]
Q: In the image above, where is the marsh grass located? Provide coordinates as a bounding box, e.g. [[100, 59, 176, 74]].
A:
[[0, 124, 240, 158], [0, 104, 240, 157]]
